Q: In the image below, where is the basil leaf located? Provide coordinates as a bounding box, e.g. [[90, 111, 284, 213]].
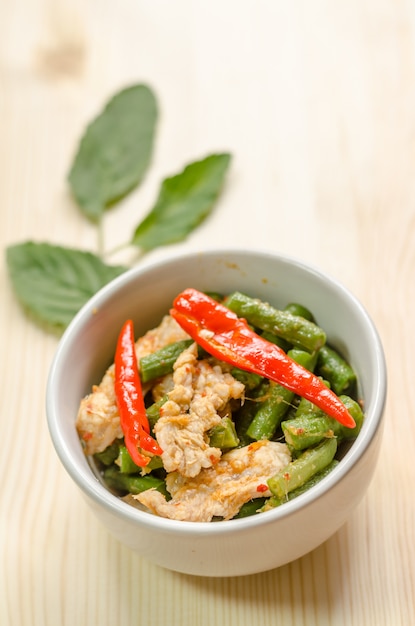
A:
[[68, 84, 158, 222], [132, 153, 231, 251], [6, 242, 127, 330]]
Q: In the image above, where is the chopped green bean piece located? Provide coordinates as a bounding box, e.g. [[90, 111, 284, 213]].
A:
[[294, 397, 324, 420], [146, 455, 164, 471], [282, 415, 337, 450], [287, 348, 319, 372], [316, 344, 357, 396], [103, 466, 167, 496], [146, 395, 168, 428], [208, 417, 239, 449], [246, 381, 294, 441], [93, 440, 120, 466], [260, 330, 292, 352], [116, 444, 141, 473], [225, 291, 326, 352], [267, 437, 338, 499], [285, 394, 364, 449], [293, 380, 331, 419], [262, 460, 339, 509], [139, 339, 193, 382], [336, 395, 364, 439], [233, 402, 258, 447], [233, 498, 267, 518], [284, 302, 316, 322], [246, 349, 318, 441], [230, 367, 263, 390], [116, 444, 163, 473]]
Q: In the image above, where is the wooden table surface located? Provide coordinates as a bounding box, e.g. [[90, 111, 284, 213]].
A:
[[1, 1, 414, 624]]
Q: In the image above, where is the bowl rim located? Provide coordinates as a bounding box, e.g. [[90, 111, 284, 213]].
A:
[[46, 247, 387, 536]]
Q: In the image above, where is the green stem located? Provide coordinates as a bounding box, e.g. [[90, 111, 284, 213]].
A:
[[97, 218, 105, 259], [103, 241, 146, 264]]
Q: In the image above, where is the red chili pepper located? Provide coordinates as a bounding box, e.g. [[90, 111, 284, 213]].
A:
[[256, 484, 269, 493], [114, 319, 163, 467], [170, 288, 356, 429]]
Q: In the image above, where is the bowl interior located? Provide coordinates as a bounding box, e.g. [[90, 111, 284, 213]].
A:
[[47, 249, 386, 526]]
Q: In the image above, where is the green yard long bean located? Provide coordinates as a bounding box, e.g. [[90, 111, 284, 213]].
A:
[[246, 348, 317, 441], [208, 417, 239, 449], [282, 395, 364, 450], [284, 302, 316, 322], [267, 438, 338, 499], [103, 466, 167, 496], [263, 460, 339, 509], [316, 344, 357, 395], [225, 291, 326, 352], [139, 339, 193, 382]]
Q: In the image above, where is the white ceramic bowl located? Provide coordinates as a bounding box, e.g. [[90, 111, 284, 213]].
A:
[[46, 249, 386, 577]]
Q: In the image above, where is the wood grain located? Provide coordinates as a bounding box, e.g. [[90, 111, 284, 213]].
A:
[[1, 1, 414, 624]]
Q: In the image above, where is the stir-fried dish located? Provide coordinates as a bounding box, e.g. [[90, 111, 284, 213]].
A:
[[76, 289, 364, 522]]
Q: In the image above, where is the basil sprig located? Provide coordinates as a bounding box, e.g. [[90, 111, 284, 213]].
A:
[[6, 84, 232, 332]]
